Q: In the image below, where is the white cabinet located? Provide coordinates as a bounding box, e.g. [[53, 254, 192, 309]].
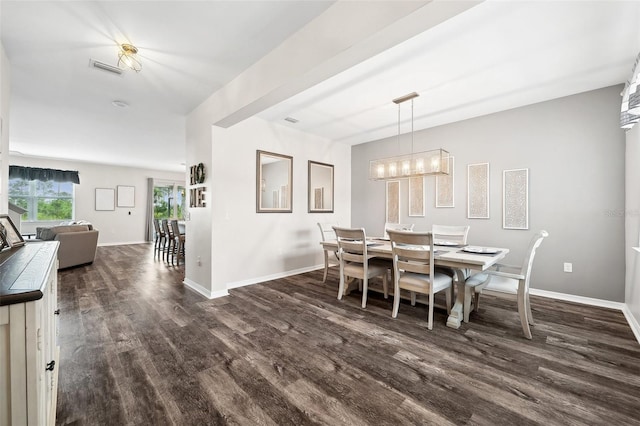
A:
[[0, 242, 60, 426]]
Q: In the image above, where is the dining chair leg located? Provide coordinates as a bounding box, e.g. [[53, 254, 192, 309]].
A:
[[427, 292, 435, 330], [410, 291, 416, 306], [518, 288, 532, 339], [382, 272, 388, 299], [525, 292, 535, 325], [361, 277, 369, 308], [337, 267, 346, 300], [322, 251, 329, 282], [392, 286, 401, 318]]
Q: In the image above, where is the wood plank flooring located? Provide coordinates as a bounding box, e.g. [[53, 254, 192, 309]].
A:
[[55, 243, 640, 425]]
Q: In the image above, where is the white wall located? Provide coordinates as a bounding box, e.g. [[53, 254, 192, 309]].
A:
[[0, 43, 10, 214], [625, 122, 640, 328], [210, 116, 350, 291], [8, 155, 183, 245], [352, 86, 626, 302]]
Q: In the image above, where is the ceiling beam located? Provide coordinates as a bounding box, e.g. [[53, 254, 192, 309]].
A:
[[192, 0, 482, 129]]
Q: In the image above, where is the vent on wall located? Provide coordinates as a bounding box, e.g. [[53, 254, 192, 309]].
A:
[[89, 59, 123, 76]]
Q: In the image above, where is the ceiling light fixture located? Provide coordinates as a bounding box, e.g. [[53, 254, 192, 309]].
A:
[[117, 43, 141, 72], [369, 92, 450, 180]]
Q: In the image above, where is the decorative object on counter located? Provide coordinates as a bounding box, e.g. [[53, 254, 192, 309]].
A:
[[386, 180, 400, 224], [369, 92, 450, 180], [436, 156, 455, 208], [0, 214, 25, 250], [308, 160, 334, 213], [117, 185, 135, 208], [408, 176, 425, 217], [256, 150, 292, 213], [95, 187, 115, 211], [503, 168, 529, 229], [467, 162, 490, 219]]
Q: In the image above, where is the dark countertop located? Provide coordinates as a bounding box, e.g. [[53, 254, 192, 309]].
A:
[[0, 241, 59, 306]]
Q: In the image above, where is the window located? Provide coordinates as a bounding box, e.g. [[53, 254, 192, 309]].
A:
[[9, 178, 74, 221], [153, 183, 185, 219]]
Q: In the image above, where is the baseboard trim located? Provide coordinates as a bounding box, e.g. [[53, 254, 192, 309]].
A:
[[622, 304, 640, 344], [183, 278, 228, 299], [530, 288, 639, 344], [227, 264, 324, 289]]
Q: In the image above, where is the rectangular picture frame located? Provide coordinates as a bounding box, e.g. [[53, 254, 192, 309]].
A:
[[386, 180, 400, 224], [408, 176, 425, 217], [95, 188, 115, 211], [117, 185, 135, 208], [0, 214, 25, 248], [503, 168, 529, 229], [436, 156, 455, 208], [467, 162, 490, 219]]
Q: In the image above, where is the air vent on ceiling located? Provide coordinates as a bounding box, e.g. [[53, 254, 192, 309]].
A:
[[89, 59, 123, 76], [284, 117, 299, 124]]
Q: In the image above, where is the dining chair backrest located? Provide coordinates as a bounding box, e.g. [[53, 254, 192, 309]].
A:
[[387, 230, 435, 277], [317, 222, 337, 242], [153, 218, 164, 236], [520, 230, 549, 290], [431, 225, 470, 245], [170, 219, 181, 237], [162, 219, 173, 239], [384, 222, 414, 239], [333, 226, 370, 264]]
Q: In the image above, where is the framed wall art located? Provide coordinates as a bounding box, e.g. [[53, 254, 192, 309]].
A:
[[0, 214, 25, 249], [95, 188, 115, 211], [408, 176, 425, 217], [308, 160, 334, 213], [467, 162, 490, 219], [503, 168, 529, 229], [117, 185, 135, 208], [436, 156, 455, 208], [386, 180, 400, 224]]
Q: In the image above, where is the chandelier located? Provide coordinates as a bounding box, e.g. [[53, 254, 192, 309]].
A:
[[117, 43, 142, 72], [369, 92, 450, 180]]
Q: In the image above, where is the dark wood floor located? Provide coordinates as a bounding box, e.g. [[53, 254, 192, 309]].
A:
[[55, 243, 640, 425]]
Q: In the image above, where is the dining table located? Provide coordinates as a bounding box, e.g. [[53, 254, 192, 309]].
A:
[[320, 238, 509, 329]]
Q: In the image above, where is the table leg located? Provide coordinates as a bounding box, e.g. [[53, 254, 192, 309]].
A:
[[446, 269, 467, 329]]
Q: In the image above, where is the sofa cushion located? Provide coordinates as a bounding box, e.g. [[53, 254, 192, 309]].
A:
[[37, 224, 91, 241]]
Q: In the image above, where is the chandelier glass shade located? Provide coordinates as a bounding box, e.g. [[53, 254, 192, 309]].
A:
[[369, 149, 450, 180], [118, 43, 142, 72], [369, 92, 450, 180]]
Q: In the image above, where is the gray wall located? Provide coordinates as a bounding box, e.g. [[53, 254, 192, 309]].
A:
[[625, 122, 640, 323], [352, 86, 626, 302]]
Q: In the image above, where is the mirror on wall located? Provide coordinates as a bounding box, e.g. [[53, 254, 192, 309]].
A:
[[308, 161, 334, 213], [257, 150, 293, 213]]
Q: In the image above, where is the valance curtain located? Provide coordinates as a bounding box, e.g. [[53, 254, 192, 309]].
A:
[[9, 165, 80, 184]]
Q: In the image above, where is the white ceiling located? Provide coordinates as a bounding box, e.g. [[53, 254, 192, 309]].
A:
[[2, 1, 640, 173]]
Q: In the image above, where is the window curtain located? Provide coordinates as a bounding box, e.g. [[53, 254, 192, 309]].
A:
[[9, 165, 80, 184], [145, 177, 154, 242]]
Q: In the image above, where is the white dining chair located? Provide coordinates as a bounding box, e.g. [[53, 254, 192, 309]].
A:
[[387, 230, 452, 330], [317, 222, 339, 282], [384, 222, 414, 239], [431, 224, 470, 245], [464, 230, 549, 339], [333, 226, 389, 308]]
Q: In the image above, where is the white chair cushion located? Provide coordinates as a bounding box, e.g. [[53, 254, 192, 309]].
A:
[[399, 271, 452, 292], [344, 262, 388, 279], [481, 274, 519, 294]]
